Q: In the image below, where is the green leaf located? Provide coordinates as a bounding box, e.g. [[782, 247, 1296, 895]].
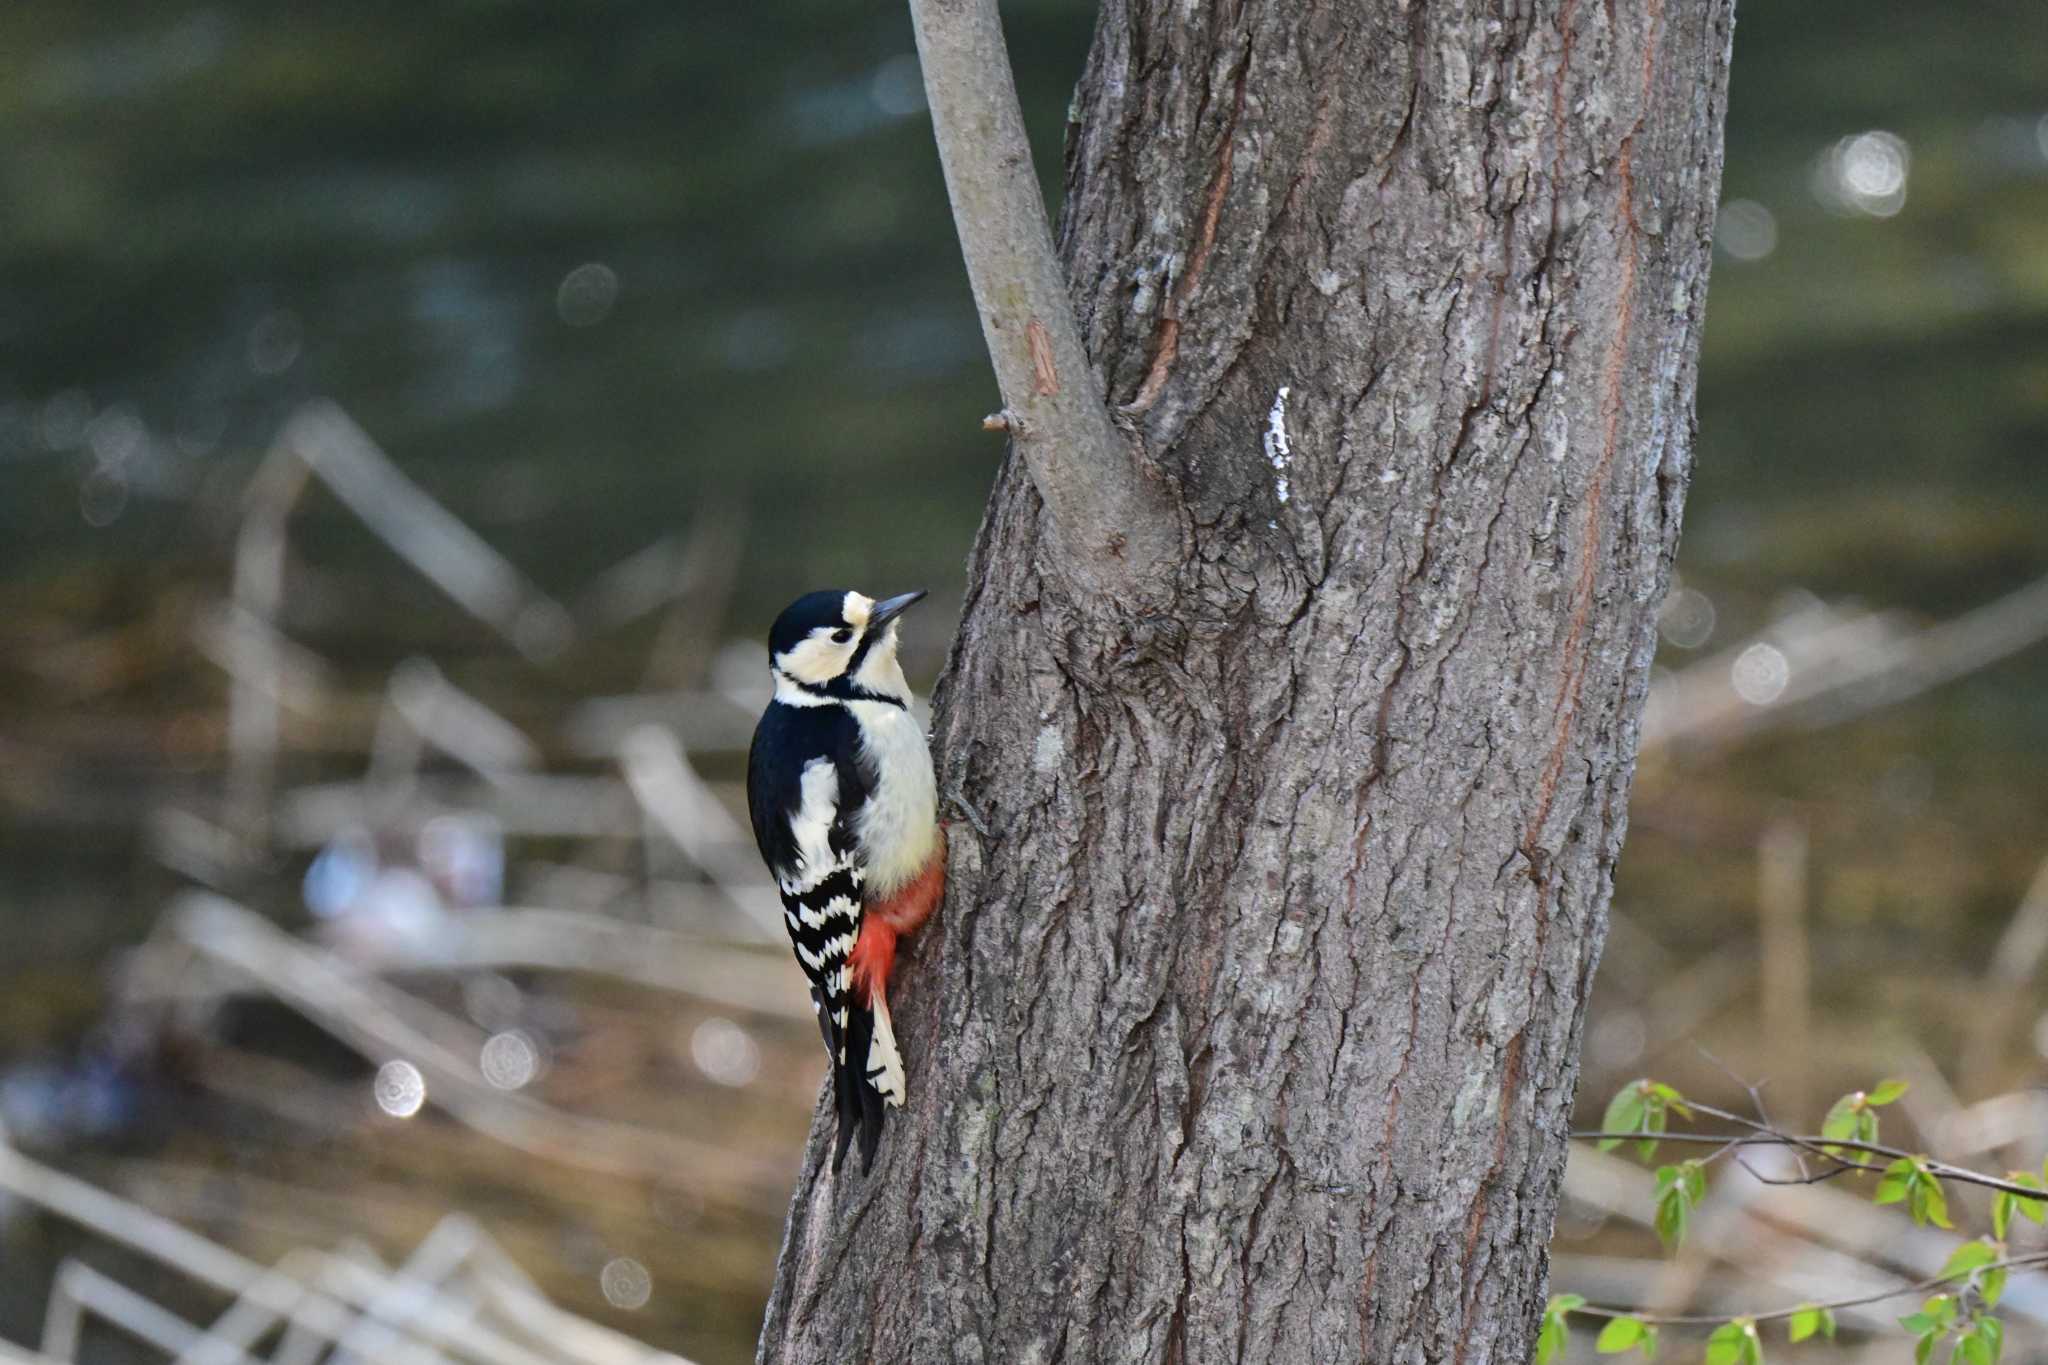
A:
[[1788, 1308, 1819, 1343], [1536, 1297, 1581, 1365], [1895, 1160, 1952, 1228], [2000, 1172, 2047, 1235], [1961, 1327, 1993, 1365], [1817, 1306, 1836, 1340], [1595, 1317, 1644, 1353], [1981, 1265, 2006, 1309], [1651, 1159, 1707, 1249], [1914, 1331, 1935, 1365], [1904, 1297, 1955, 1335], [1705, 1322, 1746, 1365], [1820, 1093, 1861, 1156], [1868, 1078, 1909, 1105], [1649, 1081, 1693, 1119], [1654, 1184, 1689, 1249], [1939, 1240, 1998, 1280], [1599, 1084, 1649, 1154], [1918, 1173, 1954, 1230], [1636, 1098, 1669, 1162], [1979, 1315, 2004, 1365]]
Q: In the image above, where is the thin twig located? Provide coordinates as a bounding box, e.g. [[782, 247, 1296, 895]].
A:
[[1572, 1129, 2047, 1200], [1571, 1250, 2048, 1326], [1693, 1042, 1808, 1181], [1732, 1152, 1860, 1189]]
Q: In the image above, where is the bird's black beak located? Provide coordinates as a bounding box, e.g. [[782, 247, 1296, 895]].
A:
[[868, 590, 928, 632]]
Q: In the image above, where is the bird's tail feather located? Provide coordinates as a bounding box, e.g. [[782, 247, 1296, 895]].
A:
[[831, 1004, 890, 1173], [866, 989, 906, 1109]]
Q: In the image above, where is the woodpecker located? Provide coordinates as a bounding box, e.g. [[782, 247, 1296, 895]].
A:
[[746, 588, 945, 1172]]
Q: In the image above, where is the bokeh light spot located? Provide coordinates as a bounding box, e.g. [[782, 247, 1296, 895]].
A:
[[600, 1256, 653, 1310], [86, 405, 147, 470], [1715, 199, 1778, 261], [1658, 586, 1716, 649], [373, 1059, 426, 1118], [1814, 131, 1909, 218], [556, 263, 618, 327], [689, 1017, 760, 1088], [1731, 642, 1790, 706], [480, 1031, 539, 1091]]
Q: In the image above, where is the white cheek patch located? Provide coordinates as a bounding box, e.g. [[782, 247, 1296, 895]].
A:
[[778, 633, 851, 685]]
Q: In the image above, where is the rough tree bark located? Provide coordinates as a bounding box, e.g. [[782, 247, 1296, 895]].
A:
[[760, 0, 1735, 1361]]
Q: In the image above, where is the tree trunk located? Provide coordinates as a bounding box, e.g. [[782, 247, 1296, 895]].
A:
[[759, 1, 1734, 1361]]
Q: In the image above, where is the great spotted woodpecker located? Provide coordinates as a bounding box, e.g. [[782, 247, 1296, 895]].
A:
[[746, 589, 945, 1172]]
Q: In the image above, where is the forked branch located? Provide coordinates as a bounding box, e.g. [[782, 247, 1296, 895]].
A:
[[907, 0, 1178, 589]]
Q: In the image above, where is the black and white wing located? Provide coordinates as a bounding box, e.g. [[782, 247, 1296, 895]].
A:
[[746, 704, 896, 1171]]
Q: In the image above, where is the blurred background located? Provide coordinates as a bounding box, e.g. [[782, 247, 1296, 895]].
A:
[[0, 2, 2043, 1362]]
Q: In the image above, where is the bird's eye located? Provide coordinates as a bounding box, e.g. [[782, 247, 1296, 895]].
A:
[[831, 628, 854, 644]]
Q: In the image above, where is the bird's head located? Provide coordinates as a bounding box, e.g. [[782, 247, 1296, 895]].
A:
[[767, 588, 927, 702]]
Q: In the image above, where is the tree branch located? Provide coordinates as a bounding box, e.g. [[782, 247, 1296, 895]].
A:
[[907, 0, 1178, 588], [1572, 1130, 2048, 1201], [1570, 1250, 2048, 1327]]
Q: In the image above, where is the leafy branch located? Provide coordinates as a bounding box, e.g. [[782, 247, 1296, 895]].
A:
[[1541, 1076, 2048, 1363], [1563, 1248, 2048, 1327], [1571, 1129, 2048, 1205], [1543, 1250, 2048, 1363], [1575, 1077, 2048, 1203]]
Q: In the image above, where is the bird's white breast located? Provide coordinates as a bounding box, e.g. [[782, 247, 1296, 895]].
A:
[[848, 700, 938, 896]]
